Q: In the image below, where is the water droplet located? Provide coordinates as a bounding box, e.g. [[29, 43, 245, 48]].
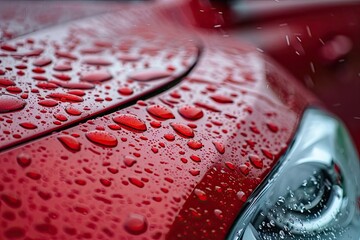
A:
[[240, 164, 250, 175], [113, 114, 147, 131], [36, 82, 58, 89], [178, 105, 203, 120], [118, 87, 133, 96], [53, 74, 71, 82], [151, 147, 158, 153], [189, 208, 201, 218], [237, 190, 247, 202], [74, 206, 89, 215], [58, 135, 81, 152], [118, 54, 141, 62], [170, 123, 194, 138], [33, 75, 48, 81], [1, 194, 22, 208], [51, 80, 95, 89], [47, 93, 83, 102], [30, 65, 43, 73], [54, 113, 68, 122], [38, 99, 58, 107], [210, 94, 233, 104], [23, 48, 44, 57], [100, 178, 112, 187], [150, 121, 161, 128], [26, 172, 41, 180], [262, 149, 275, 160], [225, 162, 235, 170], [152, 196, 162, 202], [187, 139, 202, 149], [194, 189, 207, 201], [13, 134, 21, 139], [130, 69, 172, 81], [129, 177, 145, 188], [65, 106, 82, 116], [17, 153, 31, 167], [194, 102, 221, 112], [16, 69, 26, 76], [33, 57, 52, 67], [169, 91, 181, 99], [1, 44, 17, 52], [0, 94, 26, 113], [124, 156, 137, 167], [80, 47, 103, 54], [16, 64, 27, 70], [94, 40, 112, 48], [107, 167, 118, 174], [80, 70, 112, 82], [6, 86, 22, 93], [250, 126, 260, 134], [55, 51, 77, 60], [190, 154, 201, 162], [53, 63, 72, 71], [214, 209, 223, 220], [249, 154, 263, 168], [19, 122, 37, 129], [147, 105, 175, 120], [124, 213, 148, 235], [32, 67, 45, 74], [83, 58, 112, 66], [93, 195, 112, 204], [266, 122, 279, 133], [75, 179, 87, 186], [38, 191, 52, 200], [189, 169, 200, 176], [164, 133, 175, 141], [67, 90, 85, 96], [86, 130, 118, 147], [0, 78, 15, 86], [213, 141, 225, 154], [107, 124, 120, 131]]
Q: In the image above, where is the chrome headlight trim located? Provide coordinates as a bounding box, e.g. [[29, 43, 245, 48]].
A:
[[228, 108, 360, 240]]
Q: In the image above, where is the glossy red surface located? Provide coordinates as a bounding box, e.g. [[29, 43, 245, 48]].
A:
[[0, 1, 320, 239], [0, 6, 198, 151]]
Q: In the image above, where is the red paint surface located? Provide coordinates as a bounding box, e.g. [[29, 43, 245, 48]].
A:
[[0, 5, 199, 151], [0, 1, 320, 239]]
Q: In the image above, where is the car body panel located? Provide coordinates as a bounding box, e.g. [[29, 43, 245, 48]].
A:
[[0, 1, 340, 239], [181, 0, 360, 153], [0, 5, 199, 151], [0, 41, 314, 240]]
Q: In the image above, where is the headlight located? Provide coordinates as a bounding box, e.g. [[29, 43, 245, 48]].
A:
[[228, 108, 360, 240]]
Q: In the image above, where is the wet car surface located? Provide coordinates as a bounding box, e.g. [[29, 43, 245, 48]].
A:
[[0, 1, 359, 239]]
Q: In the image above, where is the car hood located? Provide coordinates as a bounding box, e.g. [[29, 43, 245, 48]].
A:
[[0, 1, 317, 239]]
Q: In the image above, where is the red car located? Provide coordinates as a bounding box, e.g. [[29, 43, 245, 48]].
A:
[[0, 0, 359, 239]]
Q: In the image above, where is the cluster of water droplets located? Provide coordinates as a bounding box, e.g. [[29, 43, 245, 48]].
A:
[[0, 12, 198, 151], [0, 19, 304, 240]]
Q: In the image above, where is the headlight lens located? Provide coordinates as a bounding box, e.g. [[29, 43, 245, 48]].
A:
[[228, 108, 360, 240]]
